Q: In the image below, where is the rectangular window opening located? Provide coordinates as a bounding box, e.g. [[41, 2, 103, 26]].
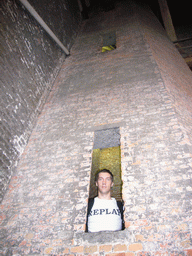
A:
[[86, 127, 124, 233], [102, 31, 116, 52]]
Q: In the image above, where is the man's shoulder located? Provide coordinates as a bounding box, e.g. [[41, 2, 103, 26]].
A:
[[112, 197, 123, 206]]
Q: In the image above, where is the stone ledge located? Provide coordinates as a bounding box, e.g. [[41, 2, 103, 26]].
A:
[[74, 229, 134, 245]]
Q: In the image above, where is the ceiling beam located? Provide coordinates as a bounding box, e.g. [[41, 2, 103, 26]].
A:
[[158, 0, 177, 42]]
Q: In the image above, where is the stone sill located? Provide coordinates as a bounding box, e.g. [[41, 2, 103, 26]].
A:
[[74, 229, 134, 245]]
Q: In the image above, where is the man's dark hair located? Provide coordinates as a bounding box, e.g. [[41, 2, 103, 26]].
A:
[[95, 169, 114, 182]]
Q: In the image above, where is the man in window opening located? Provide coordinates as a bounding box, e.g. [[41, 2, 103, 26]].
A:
[[86, 169, 124, 232]]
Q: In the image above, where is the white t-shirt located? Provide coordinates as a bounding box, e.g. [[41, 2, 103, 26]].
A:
[[87, 197, 122, 233]]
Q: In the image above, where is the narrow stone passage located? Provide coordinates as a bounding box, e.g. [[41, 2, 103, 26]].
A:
[[1, 1, 192, 255]]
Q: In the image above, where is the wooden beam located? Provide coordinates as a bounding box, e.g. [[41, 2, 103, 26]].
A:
[[77, 0, 83, 12], [158, 0, 177, 42]]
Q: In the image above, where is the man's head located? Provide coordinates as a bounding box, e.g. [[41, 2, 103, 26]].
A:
[[95, 169, 114, 182], [95, 169, 114, 198]]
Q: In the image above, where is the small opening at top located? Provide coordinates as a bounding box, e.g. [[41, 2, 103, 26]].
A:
[[102, 31, 116, 52]]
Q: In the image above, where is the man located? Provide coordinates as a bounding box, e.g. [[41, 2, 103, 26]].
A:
[[86, 169, 124, 232]]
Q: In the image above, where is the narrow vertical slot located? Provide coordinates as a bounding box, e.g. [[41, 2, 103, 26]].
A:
[[89, 127, 122, 200], [86, 127, 124, 233]]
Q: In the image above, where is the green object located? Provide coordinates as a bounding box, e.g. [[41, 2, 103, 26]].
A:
[[102, 45, 116, 52]]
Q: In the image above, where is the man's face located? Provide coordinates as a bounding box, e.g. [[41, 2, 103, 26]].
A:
[[96, 172, 113, 195]]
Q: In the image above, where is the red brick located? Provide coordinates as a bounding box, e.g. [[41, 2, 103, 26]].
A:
[[106, 253, 126, 256], [186, 250, 192, 256], [71, 246, 84, 253], [19, 240, 27, 247], [128, 243, 143, 252], [154, 252, 168, 256], [99, 245, 113, 252], [84, 245, 98, 254], [135, 235, 144, 242], [125, 221, 131, 228], [114, 244, 127, 252]]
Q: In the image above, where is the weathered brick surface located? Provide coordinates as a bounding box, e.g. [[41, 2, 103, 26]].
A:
[[100, 244, 113, 252], [128, 243, 143, 252], [138, 4, 192, 142], [114, 244, 127, 252], [0, 0, 80, 203], [0, 1, 192, 255]]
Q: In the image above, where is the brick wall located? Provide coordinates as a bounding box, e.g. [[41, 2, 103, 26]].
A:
[[138, 4, 192, 143], [0, 0, 80, 202], [0, 1, 192, 255]]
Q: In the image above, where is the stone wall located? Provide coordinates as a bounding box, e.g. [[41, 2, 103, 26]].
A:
[[0, 0, 80, 202], [0, 1, 192, 255]]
